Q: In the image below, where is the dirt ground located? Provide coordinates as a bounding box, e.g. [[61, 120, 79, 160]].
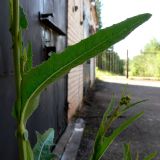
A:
[[76, 78, 160, 160]]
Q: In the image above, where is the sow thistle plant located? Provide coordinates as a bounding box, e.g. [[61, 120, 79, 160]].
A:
[[9, 0, 153, 159]]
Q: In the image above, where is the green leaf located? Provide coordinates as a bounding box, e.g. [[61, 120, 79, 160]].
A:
[[92, 96, 115, 155], [20, 13, 151, 123], [91, 112, 143, 160], [33, 128, 55, 160], [21, 47, 27, 73], [23, 94, 40, 125], [9, 0, 13, 31], [25, 140, 34, 160], [103, 95, 115, 124], [12, 102, 18, 120], [121, 99, 148, 114], [16, 42, 34, 122], [123, 143, 132, 160], [25, 42, 33, 72], [135, 152, 139, 160], [19, 6, 28, 29], [13, 43, 33, 120], [143, 152, 157, 160]]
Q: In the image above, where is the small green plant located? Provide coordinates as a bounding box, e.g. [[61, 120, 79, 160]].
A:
[[89, 96, 157, 160], [123, 143, 157, 160], [33, 129, 56, 160], [9, 0, 151, 159]]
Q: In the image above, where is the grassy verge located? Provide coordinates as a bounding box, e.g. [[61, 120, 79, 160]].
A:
[[129, 76, 160, 81], [96, 67, 121, 80]]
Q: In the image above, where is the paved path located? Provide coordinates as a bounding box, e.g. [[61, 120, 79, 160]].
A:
[[98, 77, 160, 159], [77, 77, 160, 160]]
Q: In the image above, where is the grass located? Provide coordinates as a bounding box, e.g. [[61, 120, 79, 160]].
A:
[[96, 68, 160, 82], [96, 67, 121, 80], [129, 76, 160, 81]]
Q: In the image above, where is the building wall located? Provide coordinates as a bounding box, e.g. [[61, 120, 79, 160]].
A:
[[67, 0, 84, 120], [89, 3, 98, 87], [67, 0, 98, 120], [83, 0, 98, 90], [0, 1, 68, 159]]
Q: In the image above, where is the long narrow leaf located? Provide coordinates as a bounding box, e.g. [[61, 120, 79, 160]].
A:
[[21, 13, 151, 123], [121, 99, 148, 114], [123, 143, 132, 160], [143, 152, 157, 160], [92, 96, 115, 156], [136, 152, 139, 160], [19, 6, 28, 29], [25, 42, 33, 72], [92, 112, 143, 160], [9, 0, 13, 30]]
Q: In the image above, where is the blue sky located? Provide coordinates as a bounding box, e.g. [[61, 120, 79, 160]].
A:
[[101, 0, 160, 59]]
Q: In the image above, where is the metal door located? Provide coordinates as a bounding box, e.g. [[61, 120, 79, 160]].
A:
[[0, 0, 68, 159]]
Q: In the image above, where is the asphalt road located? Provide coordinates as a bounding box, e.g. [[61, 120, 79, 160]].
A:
[[98, 77, 160, 160]]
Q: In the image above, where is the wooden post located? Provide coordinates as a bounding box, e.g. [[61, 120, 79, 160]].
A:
[[126, 49, 129, 79]]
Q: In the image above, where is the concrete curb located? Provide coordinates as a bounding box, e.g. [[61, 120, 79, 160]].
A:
[[53, 118, 85, 160]]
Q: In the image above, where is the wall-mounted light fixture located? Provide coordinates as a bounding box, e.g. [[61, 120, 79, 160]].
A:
[[72, 0, 78, 12], [91, 0, 96, 6], [72, 5, 78, 12]]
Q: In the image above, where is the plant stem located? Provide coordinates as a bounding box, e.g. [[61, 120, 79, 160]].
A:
[[17, 124, 27, 160], [13, 0, 21, 118], [12, 1, 27, 159]]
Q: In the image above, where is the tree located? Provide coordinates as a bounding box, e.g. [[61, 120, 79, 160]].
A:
[[130, 39, 160, 77], [95, 0, 102, 30], [97, 47, 125, 75], [143, 38, 160, 54]]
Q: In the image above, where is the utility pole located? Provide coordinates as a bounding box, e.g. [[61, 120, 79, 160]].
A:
[[126, 49, 129, 79]]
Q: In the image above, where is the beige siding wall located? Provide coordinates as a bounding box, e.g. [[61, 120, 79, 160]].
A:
[[67, 0, 84, 120], [67, 0, 98, 120], [89, 5, 98, 87]]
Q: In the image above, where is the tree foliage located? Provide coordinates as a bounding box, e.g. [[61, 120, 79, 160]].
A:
[[143, 38, 160, 54], [130, 39, 160, 77], [95, 0, 102, 30], [97, 47, 125, 75]]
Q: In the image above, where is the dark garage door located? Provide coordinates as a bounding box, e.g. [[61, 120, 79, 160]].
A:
[[0, 0, 68, 159]]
